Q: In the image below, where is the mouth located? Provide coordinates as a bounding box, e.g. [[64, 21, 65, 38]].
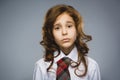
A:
[[62, 38, 70, 42]]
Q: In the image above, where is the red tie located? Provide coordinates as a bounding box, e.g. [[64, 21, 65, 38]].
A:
[[56, 57, 71, 80]]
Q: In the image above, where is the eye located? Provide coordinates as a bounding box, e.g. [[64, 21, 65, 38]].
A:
[[67, 25, 73, 28], [55, 27, 60, 30], [66, 22, 74, 28], [54, 25, 61, 30]]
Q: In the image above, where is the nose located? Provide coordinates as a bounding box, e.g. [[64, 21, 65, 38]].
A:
[[62, 27, 67, 35]]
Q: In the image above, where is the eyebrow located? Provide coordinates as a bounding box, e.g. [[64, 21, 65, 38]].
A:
[[54, 20, 74, 26], [66, 21, 74, 24], [53, 21, 61, 27]]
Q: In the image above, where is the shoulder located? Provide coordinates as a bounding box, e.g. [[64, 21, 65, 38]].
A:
[[85, 56, 100, 70], [85, 56, 101, 79], [86, 56, 98, 65], [35, 58, 45, 66], [35, 58, 51, 69], [85, 56, 100, 75]]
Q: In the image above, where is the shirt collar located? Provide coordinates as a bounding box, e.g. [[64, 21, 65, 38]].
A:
[[54, 46, 78, 63]]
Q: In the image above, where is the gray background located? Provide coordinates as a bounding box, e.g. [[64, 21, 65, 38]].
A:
[[0, 0, 120, 80]]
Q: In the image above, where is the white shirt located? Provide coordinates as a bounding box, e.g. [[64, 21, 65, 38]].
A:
[[33, 46, 101, 80]]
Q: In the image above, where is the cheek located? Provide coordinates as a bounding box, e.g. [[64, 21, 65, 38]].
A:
[[73, 32, 77, 40], [53, 31, 61, 42], [70, 29, 77, 39]]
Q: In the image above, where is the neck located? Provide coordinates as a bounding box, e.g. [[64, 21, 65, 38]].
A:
[[60, 45, 74, 55]]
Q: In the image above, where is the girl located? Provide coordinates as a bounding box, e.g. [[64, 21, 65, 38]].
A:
[[33, 4, 101, 80]]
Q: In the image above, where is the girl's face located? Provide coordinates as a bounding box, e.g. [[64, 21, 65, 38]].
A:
[[53, 13, 77, 49]]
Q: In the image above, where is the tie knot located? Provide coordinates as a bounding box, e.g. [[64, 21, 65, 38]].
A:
[[57, 57, 71, 67]]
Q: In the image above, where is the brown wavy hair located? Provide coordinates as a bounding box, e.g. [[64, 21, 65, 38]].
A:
[[40, 4, 92, 77]]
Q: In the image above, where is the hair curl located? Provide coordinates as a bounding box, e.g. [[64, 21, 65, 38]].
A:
[[40, 4, 92, 77]]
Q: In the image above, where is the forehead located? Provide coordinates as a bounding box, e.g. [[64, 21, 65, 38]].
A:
[[54, 12, 74, 25]]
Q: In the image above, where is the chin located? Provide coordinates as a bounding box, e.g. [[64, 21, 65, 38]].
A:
[[61, 44, 73, 49]]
